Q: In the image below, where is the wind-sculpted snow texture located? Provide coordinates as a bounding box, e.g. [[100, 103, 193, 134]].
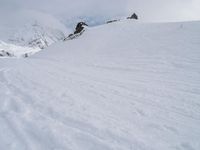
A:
[[0, 20, 200, 150]]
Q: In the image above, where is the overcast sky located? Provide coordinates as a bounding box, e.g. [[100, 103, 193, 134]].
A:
[[0, 0, 200, 22]]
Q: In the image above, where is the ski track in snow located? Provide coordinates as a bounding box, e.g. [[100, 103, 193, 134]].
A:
[[0, 20, 200, 150]]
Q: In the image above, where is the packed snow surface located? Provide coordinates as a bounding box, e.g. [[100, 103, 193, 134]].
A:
[[0, 20, 200, 150]]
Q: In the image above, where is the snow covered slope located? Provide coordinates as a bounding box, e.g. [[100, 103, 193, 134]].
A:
[[0, 41, 40, 58], [0, 20, 200, 150], [0, 10, 69, 57]]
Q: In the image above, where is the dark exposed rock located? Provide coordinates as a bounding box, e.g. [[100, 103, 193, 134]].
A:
[[68, 34, 74, 38], [107, 20, 119, 24], [24, 53, 29, 58], [64, 22, 88, 41], [6, 52, 11, 56], [0, 50, 13, 57], [127, 13, 138, 20], [74, 22, 88, 34]]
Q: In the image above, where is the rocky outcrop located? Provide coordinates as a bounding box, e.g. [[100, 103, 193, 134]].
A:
[[106, 20, 119, 24], [106, 13, 139, 25], [64, 22, 88, 41], [127, 13, 138, 20], [0, 50, 13, 57], [74, 22, 88, 34]]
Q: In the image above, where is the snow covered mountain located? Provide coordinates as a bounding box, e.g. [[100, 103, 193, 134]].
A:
[[0, 10, 70, 57], [0, 20, 200, 150], [0, 41, 41, 57]]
